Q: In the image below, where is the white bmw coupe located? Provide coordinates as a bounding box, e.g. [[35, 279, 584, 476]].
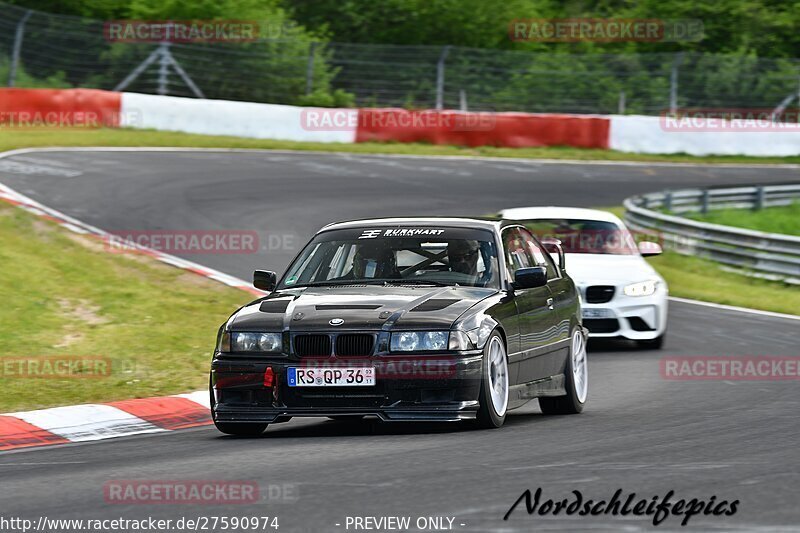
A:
[[498, 206, 668, 349]]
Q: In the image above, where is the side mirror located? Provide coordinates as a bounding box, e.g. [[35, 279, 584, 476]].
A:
[[540, 238, 566, 272], [638, 241, 663, 257], [253, 270, 277, 291], [514, 266, 548, 289]]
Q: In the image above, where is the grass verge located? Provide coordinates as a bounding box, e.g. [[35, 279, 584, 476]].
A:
[[1, 127, 800, 165], [646, 251, 799, 315], [686, 202, 800, 235], [0, 202, 252, 412]]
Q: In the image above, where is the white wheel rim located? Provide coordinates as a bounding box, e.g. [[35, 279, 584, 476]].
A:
[[487, 337, 509, 416], [571, 329, 588, 403]]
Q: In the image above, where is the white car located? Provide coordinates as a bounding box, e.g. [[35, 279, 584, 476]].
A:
[[498, 206, 668, 349]]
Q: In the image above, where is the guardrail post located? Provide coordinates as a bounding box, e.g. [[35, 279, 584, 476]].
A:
[[701, 190, 710, 214], [641, 196, 648, 209], [663, 191, 673, 212], [755, 186, 765, 210]]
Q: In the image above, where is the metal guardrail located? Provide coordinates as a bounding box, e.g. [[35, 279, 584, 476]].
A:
[[623, 184, 800, 281]]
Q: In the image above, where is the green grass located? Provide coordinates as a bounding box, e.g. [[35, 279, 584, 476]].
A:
[[0, 203, 252, 412], [686, 202, 800, 236], [646, 251, 800, 315], [1, 127, 800, 164]]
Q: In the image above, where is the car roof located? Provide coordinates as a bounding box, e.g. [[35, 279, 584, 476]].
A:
[[497, 206, 624, 225], [319, 216, 509, 233]]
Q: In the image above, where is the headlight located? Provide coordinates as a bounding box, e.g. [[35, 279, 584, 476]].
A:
[[623, 280, 659, 297], [390, 331, 449, 352], [229, 332, 282, 353]]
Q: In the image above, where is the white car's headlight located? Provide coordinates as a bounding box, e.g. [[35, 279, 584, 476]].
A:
[[390, 331, 449, 352], [228, 332, 282, 353], [623, 280, 660, 297]]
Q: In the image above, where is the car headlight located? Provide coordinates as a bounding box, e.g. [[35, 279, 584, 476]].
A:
[[228, 332, 282, 353], [623, 280, 659, 297], [390, 331, 449, 352]]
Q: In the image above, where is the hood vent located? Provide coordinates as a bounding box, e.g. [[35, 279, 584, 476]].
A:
[[259, 299, 292, 313], [315, 304, 382, 311], [410, 298, 460, 312]]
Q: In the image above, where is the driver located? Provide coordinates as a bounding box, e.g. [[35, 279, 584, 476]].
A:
[[348, 242, 399, 280], [448, 240, 480, 280]]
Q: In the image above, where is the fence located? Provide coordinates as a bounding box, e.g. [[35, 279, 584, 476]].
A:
[[623, 184, 800, 281], [2, 2, 800, 115]]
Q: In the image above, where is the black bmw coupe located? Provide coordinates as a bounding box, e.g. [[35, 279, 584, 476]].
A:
[[210, 217, 587, 434]]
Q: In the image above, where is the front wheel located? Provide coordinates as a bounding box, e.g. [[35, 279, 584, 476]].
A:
[[476, 332, 509, 429], [539, 327, 588, 415]]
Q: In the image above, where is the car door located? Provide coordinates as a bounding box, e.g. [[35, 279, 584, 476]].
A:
[[520, 228, 573, 378], [501, 226, 560, 384]]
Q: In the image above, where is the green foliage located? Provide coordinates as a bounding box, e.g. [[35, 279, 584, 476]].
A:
[[0, 58, 71, 88], [297, 88, 355, 107], [281, 0, 800, 58]]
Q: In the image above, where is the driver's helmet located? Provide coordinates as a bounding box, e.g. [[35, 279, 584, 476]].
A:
[[448, 240, 480, 276], [352, 243, 397, 279]]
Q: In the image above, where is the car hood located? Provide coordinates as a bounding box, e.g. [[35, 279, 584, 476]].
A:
[[228, 285, 497, 332], [564, 253, 663, 286]]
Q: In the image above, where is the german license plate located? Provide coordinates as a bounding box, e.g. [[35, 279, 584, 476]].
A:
[[287, 367, 375, 387], [582, 308, 614, 319]]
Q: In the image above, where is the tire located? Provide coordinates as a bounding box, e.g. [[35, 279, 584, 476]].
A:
[[637, 333, 665, 350], [476, 332, 509, 429], [539, 327, 588, 415], [213, 421, 268, 436]]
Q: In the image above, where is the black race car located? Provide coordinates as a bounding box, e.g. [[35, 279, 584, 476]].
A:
[[210, 217, 587, 434]]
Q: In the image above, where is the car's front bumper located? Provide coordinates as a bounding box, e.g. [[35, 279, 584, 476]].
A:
[[211, 352, 484, 424], [581, 288, 668, 340]]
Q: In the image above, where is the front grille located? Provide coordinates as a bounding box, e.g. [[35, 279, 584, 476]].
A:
[[335, 334, 374, 356], [585, 285, 615, 303], [584, 318, 620, 333], [294, 334, 331, 356]]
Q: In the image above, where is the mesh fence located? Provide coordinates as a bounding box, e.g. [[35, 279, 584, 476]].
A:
[[2, 2, 799, 115]]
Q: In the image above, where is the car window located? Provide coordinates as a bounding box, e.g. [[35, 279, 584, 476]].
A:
[[517, 227, 560, 279], [279, 228, 501, 289], [502, 227, 537, 278]]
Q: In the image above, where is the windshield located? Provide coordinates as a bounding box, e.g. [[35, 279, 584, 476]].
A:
[[278, 227, 500, 289], [524, 219, 638, 255]]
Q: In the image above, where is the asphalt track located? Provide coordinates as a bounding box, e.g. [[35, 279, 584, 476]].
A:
[[1, 149, 799, 531]]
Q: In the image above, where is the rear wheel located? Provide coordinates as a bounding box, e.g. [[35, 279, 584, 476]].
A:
[[476, 332, 509, 429], [539, 327, 587, 415]]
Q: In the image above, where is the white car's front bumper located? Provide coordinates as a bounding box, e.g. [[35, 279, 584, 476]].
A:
[[579, 284, 668, 340]]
